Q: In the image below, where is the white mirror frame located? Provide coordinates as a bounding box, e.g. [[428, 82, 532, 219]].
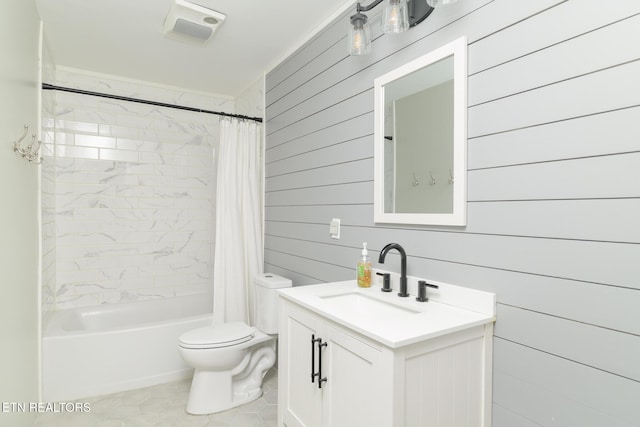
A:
[[374, 36, 467, 226]]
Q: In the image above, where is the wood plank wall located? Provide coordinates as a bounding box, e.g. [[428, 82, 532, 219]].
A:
[[264, 0, 640, 425]]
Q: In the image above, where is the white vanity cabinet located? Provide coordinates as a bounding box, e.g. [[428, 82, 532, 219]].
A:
[[278, 300, 392, 427], [277, 279, 496, 427]]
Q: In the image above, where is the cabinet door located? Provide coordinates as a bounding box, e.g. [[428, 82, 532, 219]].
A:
[[322, 323, 386, 427], [279, 303, 324, 427], [279, 300, 391, 427]]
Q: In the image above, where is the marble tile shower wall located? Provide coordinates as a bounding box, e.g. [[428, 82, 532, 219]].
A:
[[41, 91, 56, 322], [43, 70, 234, 310]]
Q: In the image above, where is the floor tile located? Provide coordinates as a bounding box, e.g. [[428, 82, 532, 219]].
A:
[[34, 369, 278, 426]]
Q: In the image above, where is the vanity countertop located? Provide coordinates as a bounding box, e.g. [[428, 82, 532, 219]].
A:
[[278, 278, 496, 349]]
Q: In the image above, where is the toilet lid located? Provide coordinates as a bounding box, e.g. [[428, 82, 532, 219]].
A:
[[179, 322, 255, 349]]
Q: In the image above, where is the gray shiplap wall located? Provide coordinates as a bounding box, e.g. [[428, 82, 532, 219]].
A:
[[264, 0, 640, 425]]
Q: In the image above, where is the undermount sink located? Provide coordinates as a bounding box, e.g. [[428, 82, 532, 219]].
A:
[[319, 292, 420, 318]]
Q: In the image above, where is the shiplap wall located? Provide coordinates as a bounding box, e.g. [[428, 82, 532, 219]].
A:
[[264, 1, 640, 425]]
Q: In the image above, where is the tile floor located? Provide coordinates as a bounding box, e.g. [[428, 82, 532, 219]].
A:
[[33, 369, 278, 427]]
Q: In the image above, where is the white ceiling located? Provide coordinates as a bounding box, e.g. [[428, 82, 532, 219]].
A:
[[35, 0, 353, 97]]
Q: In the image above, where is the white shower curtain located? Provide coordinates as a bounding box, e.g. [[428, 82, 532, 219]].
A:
[[212, 117, 263, 325]]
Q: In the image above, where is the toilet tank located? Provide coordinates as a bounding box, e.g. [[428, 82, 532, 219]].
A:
[[255, 273, 292, 334]]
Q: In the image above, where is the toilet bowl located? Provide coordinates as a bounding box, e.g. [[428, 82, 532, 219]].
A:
[[178, 273, 292, 415]]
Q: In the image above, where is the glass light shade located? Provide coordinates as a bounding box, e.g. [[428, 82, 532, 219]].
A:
[[426, 0, 458, 7], [383, 0, 409, 33], [349, 17, 371, 55]]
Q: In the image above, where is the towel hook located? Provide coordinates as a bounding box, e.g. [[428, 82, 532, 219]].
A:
[[12, 125, 29, 152], [12, 124, 42, 164], [429, 171, 436, 185]]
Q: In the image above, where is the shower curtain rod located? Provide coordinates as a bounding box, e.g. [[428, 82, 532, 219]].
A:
[[42, 83, 263, 123]]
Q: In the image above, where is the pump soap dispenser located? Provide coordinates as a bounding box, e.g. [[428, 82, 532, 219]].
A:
[[357, 242, 372, 288]]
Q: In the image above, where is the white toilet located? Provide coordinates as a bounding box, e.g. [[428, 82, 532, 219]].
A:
[[178, 273, 292, 415]]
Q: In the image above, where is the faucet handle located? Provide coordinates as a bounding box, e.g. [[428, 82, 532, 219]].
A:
[[416, 280, 439, 302], [376, 272, 392, 292]]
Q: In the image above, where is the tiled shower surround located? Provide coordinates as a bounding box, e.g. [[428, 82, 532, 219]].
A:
[[42, 69, 237, 311]]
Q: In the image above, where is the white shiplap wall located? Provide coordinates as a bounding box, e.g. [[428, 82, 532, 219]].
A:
[[265, 0, 640, 425]]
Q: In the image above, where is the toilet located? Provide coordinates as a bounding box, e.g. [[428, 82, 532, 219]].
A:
[[178, 273, 292, 415]]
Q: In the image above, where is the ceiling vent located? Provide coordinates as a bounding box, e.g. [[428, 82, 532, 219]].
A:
[[163, 0, 226, 44]]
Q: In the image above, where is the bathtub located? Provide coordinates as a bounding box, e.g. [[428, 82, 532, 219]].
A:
[[42, 294, 213, 402]]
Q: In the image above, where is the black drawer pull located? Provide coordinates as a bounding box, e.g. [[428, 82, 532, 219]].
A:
[[317, 338, 328, 389], [311, 334, 321, 383]]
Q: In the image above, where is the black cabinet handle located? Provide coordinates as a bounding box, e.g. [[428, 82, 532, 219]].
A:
[[317, 338, 328, 389], [311, 334, 321, 383]]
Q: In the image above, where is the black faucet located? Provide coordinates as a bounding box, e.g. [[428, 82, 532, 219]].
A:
[[378, 243, 409, 297]]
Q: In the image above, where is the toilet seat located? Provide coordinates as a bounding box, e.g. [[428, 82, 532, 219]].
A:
[[179, 321, 255, 349]]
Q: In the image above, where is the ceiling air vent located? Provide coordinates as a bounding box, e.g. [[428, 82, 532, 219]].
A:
[[163, 0, 226, 44]]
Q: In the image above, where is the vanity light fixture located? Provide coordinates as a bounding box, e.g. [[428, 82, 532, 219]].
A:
[[349, 0, 410, 55], [349, 0, 458, 55], [349, 11, 372, 55], [382, 0, 410, 34]]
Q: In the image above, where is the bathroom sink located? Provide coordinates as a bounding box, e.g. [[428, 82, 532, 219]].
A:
[[279, 277, 496, 348], [320, 292, 420, 318], [279, 279, 497, 348]]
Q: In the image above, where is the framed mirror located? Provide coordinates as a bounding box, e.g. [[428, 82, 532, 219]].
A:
[[374, 37, 467, 226]]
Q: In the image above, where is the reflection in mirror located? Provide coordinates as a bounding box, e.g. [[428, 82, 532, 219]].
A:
[[384, 55, 454, 214], [374, 37, 467, 225]]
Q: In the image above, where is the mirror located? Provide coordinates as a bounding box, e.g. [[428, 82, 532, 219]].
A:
[[374, 37, 467, 226]]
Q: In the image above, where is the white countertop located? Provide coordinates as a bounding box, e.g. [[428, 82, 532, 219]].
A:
[[278, 278, 496, 349]]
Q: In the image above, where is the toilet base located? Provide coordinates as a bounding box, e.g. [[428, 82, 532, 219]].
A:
[[183, 336, 276, 415], [186, 368, 263, 414]]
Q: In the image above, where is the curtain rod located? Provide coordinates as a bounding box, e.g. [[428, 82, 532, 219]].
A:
[[41, 83, 263, 123]]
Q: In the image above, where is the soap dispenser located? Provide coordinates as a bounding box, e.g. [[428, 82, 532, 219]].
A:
[[357, 242, 372, 288]]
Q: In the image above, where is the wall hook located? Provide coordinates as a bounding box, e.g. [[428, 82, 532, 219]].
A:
[[12, 124, 42, 164], [448, 169, 454, 184], [412, 172, 419, 187], [12, 125, 29, 151], [429, 171, 436, 185]]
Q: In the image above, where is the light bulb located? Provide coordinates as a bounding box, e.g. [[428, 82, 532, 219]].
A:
[[383, 0, 408, 33], [352, 29, 366, 52], [388, 4, 400, 25], [349, 13, 371, 55]]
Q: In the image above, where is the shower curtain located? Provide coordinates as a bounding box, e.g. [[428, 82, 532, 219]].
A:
[[212, 117, 263, 325]]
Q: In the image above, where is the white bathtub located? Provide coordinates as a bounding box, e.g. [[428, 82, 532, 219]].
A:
[[42, 294, 213, 402]]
